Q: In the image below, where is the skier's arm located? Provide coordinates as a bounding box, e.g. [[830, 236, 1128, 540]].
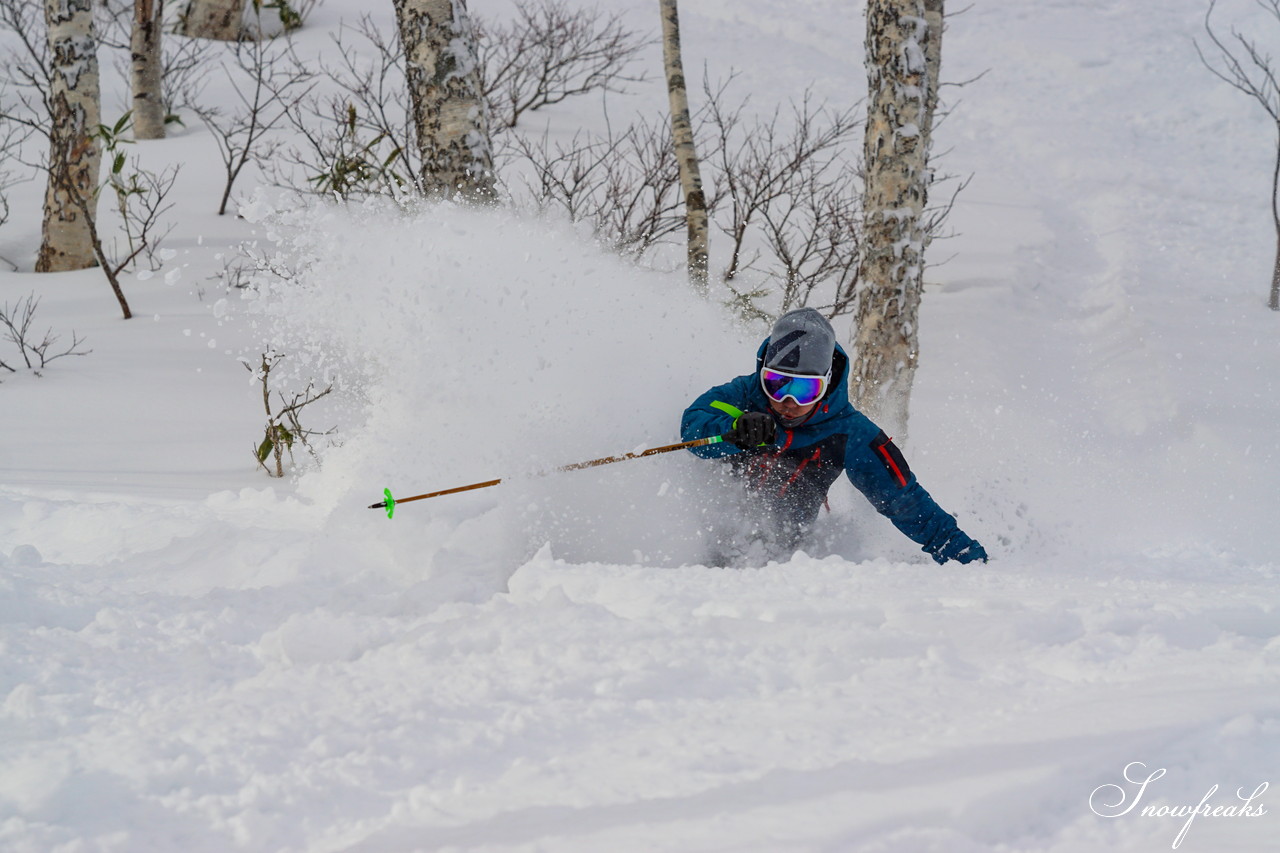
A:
[[680, 375, 765, 458], [845, 430, 987, 564]]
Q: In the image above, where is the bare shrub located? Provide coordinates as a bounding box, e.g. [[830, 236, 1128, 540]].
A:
[[477, 0, 653, 129], [194, 30, 317, 213], [245, 351, 334, 477], [276, 0, 652, 199], [0, 294, 91, 376], [505, 114, 684, 257], [703, 83, 863, 319], [161, 33, 219, 124], [95, 113, 181, 271], [510, 77, 865, 321], [0, 121, 30, 244], [274, 13, 414, 199], [0, 2, 51, 144]]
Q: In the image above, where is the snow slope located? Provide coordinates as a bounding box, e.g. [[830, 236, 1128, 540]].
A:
[[1, 1, 1278, 851]]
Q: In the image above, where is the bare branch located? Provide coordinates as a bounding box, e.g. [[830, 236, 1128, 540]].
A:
[[0, 119, 33, 232], [272, 14, 415, 199], [507, 117, 685, 257], [194, 31, 317, 213], [476, 0, 654, 129], [1199, 0, 1280, 308], [0, 294, 91, 375], [245, 351, 335, 477], [700, 78, 863, 318], [91, 115, 181, 276]]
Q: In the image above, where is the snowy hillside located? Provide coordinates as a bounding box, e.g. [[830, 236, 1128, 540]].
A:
[[2, 1, 1278, 851]]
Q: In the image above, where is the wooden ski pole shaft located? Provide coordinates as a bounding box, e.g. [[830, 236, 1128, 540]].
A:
[[369, 435, 725, 516]]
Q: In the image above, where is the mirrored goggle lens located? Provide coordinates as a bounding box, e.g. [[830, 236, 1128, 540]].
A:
[[761, 369, 826, 405]]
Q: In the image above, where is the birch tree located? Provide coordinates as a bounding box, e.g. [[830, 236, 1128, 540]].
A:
[[1198, 0, 1280, 310], [131, 0, 165, 138], [849, 0, 943, 438], [658, 0, 708, 292], [393, 0, 495, 202], [179, 0, 244, 40], [37, 0, 102, 273]]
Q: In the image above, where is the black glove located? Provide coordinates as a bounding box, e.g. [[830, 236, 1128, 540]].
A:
[[725, 411, 777, 449], [931, 534, 988, 565]]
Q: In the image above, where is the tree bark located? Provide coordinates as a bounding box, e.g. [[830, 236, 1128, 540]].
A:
[[1270, 229, 1280, 310], [37, 0, 102, 273], [1271, 126, 1280, 310], [658, 0, 709, 294], [920, 0, 943, 153], [179, 0, 244, 41], [393, 0, 496, 202], [131, 0, 165, 139], [850, 0, 943, 439]]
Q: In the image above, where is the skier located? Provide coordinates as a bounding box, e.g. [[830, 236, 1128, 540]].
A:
[[681, 308, 988, 564]]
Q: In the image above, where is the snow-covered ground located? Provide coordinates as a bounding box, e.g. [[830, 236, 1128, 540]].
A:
[[2, 1, 1278, 851]]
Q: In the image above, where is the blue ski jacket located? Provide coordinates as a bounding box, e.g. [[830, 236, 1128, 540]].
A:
[[681, 340, 984, 564]]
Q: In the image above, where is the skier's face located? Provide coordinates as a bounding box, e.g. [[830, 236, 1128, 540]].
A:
[[767, 396, 818, 421]]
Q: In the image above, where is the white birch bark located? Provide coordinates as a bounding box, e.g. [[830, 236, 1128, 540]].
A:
[[658, 0, 708, 293], [131, 0, 165, 139], [37, 0, 101, 273], [393, 0, 496, 202], [849, 0, 942, 439], [179, 0, 244, 41]]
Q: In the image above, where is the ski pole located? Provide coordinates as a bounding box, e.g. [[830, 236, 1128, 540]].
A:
[[369, 434, 725, 519]]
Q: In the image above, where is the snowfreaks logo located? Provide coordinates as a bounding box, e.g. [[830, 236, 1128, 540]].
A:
[[1089, 762, 1269, 849]]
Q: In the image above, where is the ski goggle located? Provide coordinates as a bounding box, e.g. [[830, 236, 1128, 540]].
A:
[[760, 367, 830, 406]]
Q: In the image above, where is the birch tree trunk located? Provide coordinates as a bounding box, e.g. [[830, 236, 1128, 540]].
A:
[[1271, 127, 1280, 310], [131, 0, 165, 139], [36, 0, 102, 273], [849, 0, 943, 439], [920, 0, 943, 153], [393, 0, 496, 202], [658, 0, 708, 293], [1270, 242, 1280, 310], [179, 0, 244, 40]]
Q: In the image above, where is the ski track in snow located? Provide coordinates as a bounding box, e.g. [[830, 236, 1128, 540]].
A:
[[2, 0, 1279, 850]]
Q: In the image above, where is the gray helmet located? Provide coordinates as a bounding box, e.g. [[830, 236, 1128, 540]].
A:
[[763, 308, 835, 376]]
